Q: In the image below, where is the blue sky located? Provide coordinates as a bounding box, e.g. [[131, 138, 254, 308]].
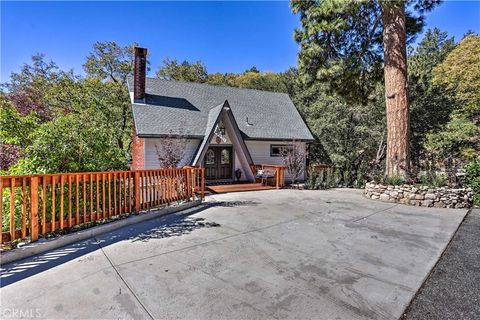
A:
[[1, 1, 479, 82]]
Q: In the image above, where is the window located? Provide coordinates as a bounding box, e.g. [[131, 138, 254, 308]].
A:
[[221, 149, 230, 164], [206, 149, 215, 164], [270, 144, 292, 157]]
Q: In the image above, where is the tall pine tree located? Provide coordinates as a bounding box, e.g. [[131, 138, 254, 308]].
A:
[[291, 0, 439, 178]]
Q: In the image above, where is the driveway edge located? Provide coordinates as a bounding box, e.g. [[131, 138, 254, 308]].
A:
[[0, 200, 202, 265], [400, 208, 471, 318]]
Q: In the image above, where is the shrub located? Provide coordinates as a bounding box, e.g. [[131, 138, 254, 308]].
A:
[[419, 171, 447, 188], [304, 168, 318, 190], [304, 167, 337, 190], [464, 159, 480, 205], [381, 175, 405, 186]]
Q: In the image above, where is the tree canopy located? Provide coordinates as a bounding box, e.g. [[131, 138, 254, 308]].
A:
[[156, 58, 208, 83], [1, 42, 135, 174], [425, 34, 480, 161]]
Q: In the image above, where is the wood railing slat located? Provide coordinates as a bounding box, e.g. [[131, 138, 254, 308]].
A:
[[68, 175, 72, 228], [60, 175, 65, 230], [83, 174, 87, 224], [10, 177, 15, 241], [30, 176, 39, 241], [21, 177, 27, 238], [96, 174, 100, 219], [102, 173, 106, 218], [108, 173, 112, 217], [75, 175, 80, 225], [89, 174, 94, 222], [51, 176, 56, 232]]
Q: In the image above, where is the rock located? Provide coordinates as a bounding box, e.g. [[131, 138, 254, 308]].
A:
[[379, 194, 390, 201], [415, 194, 425, 200], [434, 201, 445, 208], [422, 200, 433, 207], [425, 193, 436, 200]]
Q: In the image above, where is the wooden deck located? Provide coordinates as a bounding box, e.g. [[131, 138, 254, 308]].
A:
[[206, 182, 276, 194]]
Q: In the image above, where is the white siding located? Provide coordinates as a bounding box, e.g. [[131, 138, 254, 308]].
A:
[[144, 138, 201, 169], [245, 140, 306, 182]]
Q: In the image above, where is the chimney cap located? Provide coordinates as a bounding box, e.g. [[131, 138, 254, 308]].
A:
[[135, 47, 148, 55]]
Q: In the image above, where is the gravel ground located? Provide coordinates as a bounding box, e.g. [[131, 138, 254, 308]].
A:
[[403, 209, 480, 320]]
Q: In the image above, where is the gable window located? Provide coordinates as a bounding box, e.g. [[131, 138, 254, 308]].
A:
[[270, 144, 292, 157]]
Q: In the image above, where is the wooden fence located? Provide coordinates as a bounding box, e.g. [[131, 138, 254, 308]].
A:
[[0, 168, 204, 244]]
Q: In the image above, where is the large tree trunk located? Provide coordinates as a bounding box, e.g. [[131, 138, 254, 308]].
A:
[[381, 1, 410, 178]]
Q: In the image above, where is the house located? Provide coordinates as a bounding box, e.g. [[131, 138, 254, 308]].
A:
[[128, 47, 314, 184]]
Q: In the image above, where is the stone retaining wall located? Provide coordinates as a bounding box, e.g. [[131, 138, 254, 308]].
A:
[[364, 182, 473, 208]]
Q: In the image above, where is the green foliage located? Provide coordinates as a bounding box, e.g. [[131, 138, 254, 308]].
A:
[[464, 159, 480, 205], [381, 175, 404, 186], [9, 113, 127, 174], [0, 98, 40, 146], [290, 0, 433, 105], [426, 35, 480, 161], [2, 45, 133, 174], [304, 167, 337, 190], [300, 82, 386, 182], [156, 58, 208, 83], [83, 41, 138, 84], [155, 58, 290, 93], [206, 71, 288, 93], [408, 28, 456, 165], [419, 171, 447, 188]]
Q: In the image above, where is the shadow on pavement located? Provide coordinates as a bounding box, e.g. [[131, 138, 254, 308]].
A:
[[0, 200, 257, 288]]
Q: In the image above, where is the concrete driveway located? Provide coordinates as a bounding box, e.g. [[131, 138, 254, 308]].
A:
[[0, 189, 467, 320]]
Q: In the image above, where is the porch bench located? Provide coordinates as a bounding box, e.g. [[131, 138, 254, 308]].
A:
[[255, 169, 277, 186]]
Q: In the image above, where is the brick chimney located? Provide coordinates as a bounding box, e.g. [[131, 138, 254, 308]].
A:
[[133, 47, 147, 102]]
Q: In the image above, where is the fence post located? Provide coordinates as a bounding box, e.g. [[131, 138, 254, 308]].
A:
[[276, 168, 280, 189], [30, 176, 39, 242], [201, 168, 205, 200], [134, 171, 141, 213], [185, 168, 191, 201]]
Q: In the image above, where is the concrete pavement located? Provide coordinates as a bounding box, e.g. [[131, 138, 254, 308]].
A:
[[0, 189, 467, 319]]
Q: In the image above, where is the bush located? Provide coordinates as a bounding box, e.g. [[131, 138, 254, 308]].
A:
[[419, 171, 447, 188], [381, 175, 405, 186], [304, 167, 337, 190], [464, 159, 480, 205]]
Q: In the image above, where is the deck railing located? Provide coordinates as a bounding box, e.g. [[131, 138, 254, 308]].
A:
[[0, 168, 204, 244], [250, 164, 286, 189]]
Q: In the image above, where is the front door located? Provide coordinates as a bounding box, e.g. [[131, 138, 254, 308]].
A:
[[204, 147, 233, 180]]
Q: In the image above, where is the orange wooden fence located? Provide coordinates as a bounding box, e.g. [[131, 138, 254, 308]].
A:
[[0, 168, 204, 244]]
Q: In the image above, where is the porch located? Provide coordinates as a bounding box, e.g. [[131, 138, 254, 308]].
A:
[[206, 182, 276, 194], [203, 164, 286, 194]]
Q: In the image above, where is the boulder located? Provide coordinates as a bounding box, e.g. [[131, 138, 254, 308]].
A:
[[379, 194, 390, 201], [425, 193, 436, 200]]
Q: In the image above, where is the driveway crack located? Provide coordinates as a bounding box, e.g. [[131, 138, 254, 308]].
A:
[[95, 237, 155, 320], [350, 204, 399, 223]]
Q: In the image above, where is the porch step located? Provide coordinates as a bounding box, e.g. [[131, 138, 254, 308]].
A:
[[206, 183, 276, 194]]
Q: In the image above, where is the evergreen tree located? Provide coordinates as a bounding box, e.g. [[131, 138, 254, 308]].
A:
[[291, 0, 439, 178]]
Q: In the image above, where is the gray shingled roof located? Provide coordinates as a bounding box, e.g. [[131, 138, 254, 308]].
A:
[[128, 77, 314, 141]]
